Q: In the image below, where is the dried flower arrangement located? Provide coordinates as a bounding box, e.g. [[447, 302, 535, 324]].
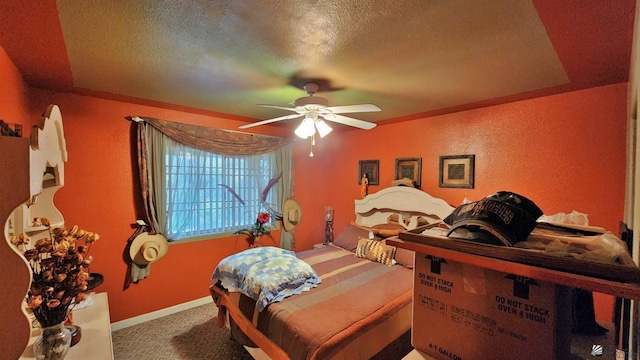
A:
[[10, 217, 99, 327]]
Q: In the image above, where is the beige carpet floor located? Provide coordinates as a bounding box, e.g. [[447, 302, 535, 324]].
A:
[[112, 302, 252, 360], [112, 300, 617, 360], [112, 301, 413, 360]]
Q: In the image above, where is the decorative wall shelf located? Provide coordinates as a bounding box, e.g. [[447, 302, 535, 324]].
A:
[[0, 105, 68, 359]]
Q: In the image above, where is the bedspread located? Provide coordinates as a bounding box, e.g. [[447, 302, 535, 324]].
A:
[[244, 245, 413, 360]]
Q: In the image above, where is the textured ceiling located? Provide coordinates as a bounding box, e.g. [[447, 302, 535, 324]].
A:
[[0, 1, 635, 130]]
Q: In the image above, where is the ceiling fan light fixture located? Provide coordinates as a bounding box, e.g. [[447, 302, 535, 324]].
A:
[[316, 119, 332, 138], [295, 117, 316, 139], [248, 82, 379, 153]]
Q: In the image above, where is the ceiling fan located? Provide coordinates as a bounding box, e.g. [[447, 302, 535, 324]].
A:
[[239, 82, 381, 141]]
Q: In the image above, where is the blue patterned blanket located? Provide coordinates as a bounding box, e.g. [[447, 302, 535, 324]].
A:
[[211, 246, 321, 311]]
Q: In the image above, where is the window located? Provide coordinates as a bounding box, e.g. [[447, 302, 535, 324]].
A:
[[160, 138, 279, 240]]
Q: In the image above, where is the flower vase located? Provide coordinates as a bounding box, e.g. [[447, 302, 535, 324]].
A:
[[33, 322, 72, 360], [247, 234, 259, 247]]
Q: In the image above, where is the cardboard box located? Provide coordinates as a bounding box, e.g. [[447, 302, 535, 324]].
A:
[[412, 253, 571, 360]]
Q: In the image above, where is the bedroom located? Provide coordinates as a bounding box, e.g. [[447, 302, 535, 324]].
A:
[[0, 1, 638, 359]]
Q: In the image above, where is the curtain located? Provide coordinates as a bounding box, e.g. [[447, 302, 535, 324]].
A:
[[131, 116, 294, 247], [275, 144, 295, 249], [137, 121, 162, 233], [125, 122, 162, 284], [139, 116, 291, 155]]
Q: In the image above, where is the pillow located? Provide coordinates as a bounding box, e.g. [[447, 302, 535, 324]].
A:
[[242, 254, 321, 311], [355, 238, 397, 266], [211, 246, 294, 292], [333, 223, 381, 252], [212, 247, 321, 311], [371, 223, 406, 238]]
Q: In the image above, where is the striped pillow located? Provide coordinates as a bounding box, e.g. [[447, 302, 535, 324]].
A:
[[355, 238, 397, 266]]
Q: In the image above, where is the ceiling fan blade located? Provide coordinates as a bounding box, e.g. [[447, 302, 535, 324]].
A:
[[239, 114, 303, 129], [321, 114, 377, 130], [323, 104, 381, 114], [257, 104, 298, 112]]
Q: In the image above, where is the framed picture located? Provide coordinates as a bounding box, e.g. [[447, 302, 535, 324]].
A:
[[358, 160, 380, 185], [395, 157, 422, 187], [439, 155, 475, 188]]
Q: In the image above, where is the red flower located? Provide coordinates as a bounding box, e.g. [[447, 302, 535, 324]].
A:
[[257, 212, 270, 224], [233, 211, 272, 245]]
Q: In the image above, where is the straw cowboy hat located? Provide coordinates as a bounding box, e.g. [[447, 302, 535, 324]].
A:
[[129, 232, 169, 265], [283, 198, 303, 232]]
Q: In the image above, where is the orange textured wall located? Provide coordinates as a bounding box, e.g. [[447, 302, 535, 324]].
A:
[[0, 46, 28, 127], [20, 80, 627, 324], [290, 83, 628, 322]]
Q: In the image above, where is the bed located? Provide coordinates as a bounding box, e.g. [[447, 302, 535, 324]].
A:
[[209, 186, 454, 360]]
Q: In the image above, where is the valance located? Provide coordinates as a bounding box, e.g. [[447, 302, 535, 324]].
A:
[[131, 116, 292, 155]]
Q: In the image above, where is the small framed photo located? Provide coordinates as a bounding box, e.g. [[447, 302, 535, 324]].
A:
[[358, 160, 380, 185], [395, 157, 422, 187], [439, 155, 475, 188]]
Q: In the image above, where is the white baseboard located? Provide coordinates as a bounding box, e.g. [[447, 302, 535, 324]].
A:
[[110, 295, 213, 332]]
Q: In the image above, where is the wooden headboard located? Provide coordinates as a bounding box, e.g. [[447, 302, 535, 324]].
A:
[[354, 187, 454, 229]]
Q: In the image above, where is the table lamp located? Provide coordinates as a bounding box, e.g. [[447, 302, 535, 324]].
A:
[[324, 206, 334, 245]]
